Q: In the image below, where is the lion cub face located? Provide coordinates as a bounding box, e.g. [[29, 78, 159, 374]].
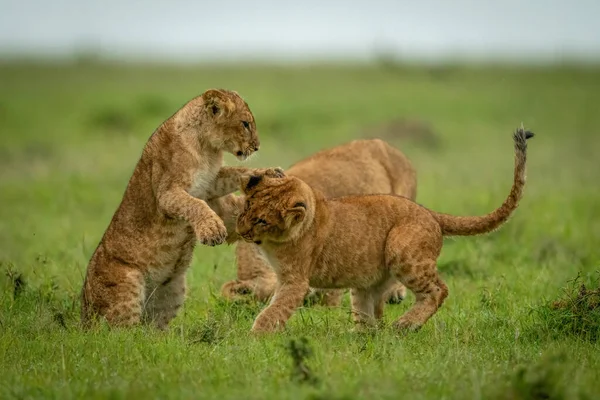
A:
[[200, 89, 260, 160], [236, 175, 312, 244]]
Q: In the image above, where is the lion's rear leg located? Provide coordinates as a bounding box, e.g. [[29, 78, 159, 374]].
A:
[[385, 227, 448, 332], [351, 281, 391, 329], [392, 265, 447, 331], [143, 272, 187, 330], [350, 288, 376, 328], [143, 246, 193, 330], [384, 281, 407, 304], [83, 257, 145, 327]]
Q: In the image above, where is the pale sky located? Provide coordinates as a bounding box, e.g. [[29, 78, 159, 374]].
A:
[[1, 0, 599, 62]]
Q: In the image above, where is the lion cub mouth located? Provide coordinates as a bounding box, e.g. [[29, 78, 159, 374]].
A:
[[236, 146, 259, 161]]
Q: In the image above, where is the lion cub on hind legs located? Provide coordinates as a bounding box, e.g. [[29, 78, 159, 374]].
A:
[[236, 127, 534, 333], [81, 89, 283, 329]]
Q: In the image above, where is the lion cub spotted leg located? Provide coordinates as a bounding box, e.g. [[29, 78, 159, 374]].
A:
[[386, 226, 448, 331], [392, 263, 448, 332], [143, 272, 186, 330], [350, 279, 396, 330], [142, 244, 192, 329], [251, 281, 310, 332], [350, 288, 377, 329], [82, 254, 146, 327], [374, 279, 401, 320]]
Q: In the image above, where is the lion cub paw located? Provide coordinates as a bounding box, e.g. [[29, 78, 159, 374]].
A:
[[257, 167, 285, 178], [392, 319, 422, 333], [251, 317, 284, 333], [194, 215, 228, 246], [386, 284, 407, 304]]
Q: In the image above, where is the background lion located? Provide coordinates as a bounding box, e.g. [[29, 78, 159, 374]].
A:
[[221, 138, 416, 306]]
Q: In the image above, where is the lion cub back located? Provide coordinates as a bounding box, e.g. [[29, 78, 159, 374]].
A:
[[288, 139, 417, 200]]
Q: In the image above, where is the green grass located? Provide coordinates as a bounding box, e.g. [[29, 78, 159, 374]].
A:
[[1, 61, 600, 399]]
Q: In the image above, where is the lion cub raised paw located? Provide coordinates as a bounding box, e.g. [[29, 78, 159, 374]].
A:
[[194, 212, 229, 246]]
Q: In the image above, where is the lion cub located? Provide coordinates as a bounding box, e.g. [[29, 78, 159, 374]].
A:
[[81, 89, 282, 329], [236, 127, 534, 333], [221, 139, 414, 306]]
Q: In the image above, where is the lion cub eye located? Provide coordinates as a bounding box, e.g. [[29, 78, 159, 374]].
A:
[[242, 121, 250, 129]]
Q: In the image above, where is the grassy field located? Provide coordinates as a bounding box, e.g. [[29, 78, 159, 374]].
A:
[[1, 61, 600, 399]]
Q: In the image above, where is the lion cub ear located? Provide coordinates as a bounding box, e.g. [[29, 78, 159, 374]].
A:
[[202, 89, 235, 119], [285, 202, 307, 226], [240, 175, 263, 194]]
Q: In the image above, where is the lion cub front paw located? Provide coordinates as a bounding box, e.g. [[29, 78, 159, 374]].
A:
[[194, 215, 228, 246], [257, 167, 285, 178], [251, 317, 284, 333]]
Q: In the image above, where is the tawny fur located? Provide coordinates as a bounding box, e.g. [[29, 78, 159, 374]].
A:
[[80, 89, 283, 329], [221, 139, 415, 306], [236, 128, 534, 333]]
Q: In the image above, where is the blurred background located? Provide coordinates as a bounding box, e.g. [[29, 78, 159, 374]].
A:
[[0, 0, 599, 290], [2, 0, 600, 64]]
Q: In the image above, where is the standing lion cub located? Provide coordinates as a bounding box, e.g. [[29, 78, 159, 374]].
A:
[[81, 89, 282, 329], [236, 127, 534, 333], [221, 139, 414, 306]]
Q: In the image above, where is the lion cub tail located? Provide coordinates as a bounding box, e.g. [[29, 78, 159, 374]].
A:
[[430, 126, 534, 236]]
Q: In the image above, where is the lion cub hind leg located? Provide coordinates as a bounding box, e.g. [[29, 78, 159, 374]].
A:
[[351, 279, 396, 331], [82, 258, 146, 327], [384, 281, 407, 304], [143, 272, 187, 330], [392, 260, 447, 332], [350, 288, 377, 329], [142, 244, 193, 330], [385, 227, 448, 332]]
